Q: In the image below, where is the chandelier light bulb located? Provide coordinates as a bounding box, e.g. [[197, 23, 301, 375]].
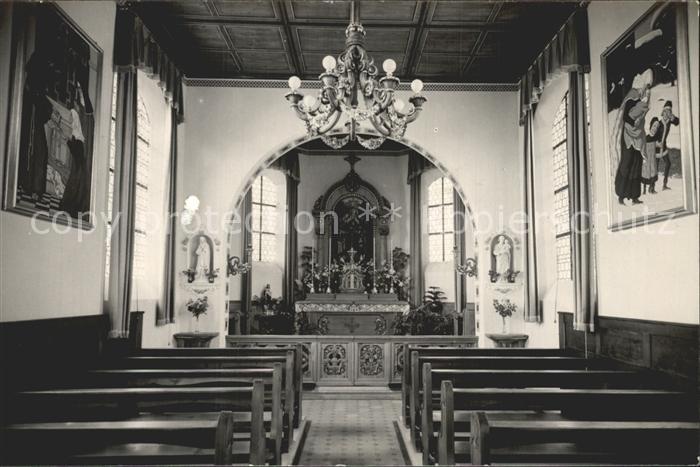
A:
[[382, 58, 397, 75], [411, 79, 424, 94], [322, 55, 337, 72], [288, 75, 302, 91], [393, 98, 405, 113], [302, 94, 317, 109], [184, 195, 200, 212]]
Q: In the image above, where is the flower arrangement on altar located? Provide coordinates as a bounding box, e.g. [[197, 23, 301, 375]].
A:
[[297, 246, 410, 298]]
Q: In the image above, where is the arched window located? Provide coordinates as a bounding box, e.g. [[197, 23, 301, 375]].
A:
[[251, 175, 277, 262], [132, 95, 151, 279], [552, 92, 571, 280], [428, 177, 454, 262], [104, 88, 152, 289]]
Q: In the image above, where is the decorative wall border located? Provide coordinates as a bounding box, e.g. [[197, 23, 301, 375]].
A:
[[184, 78, 518, 92]]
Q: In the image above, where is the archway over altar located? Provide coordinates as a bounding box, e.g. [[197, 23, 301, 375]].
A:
[[226, 133, 479, 342]]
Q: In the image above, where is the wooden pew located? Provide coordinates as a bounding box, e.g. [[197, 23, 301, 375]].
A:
[[75, 365, 288, 458], [469, 411, 699, 465], [1, 411, 237, 465], [7, 383, 270, 465], [438, 380, 696, 465], [136, 345, 304, 426], [401, 347, 574, 426], [119, 353, 298, 430], [407, 351, 614, 449], [419, 364, 663, 464]]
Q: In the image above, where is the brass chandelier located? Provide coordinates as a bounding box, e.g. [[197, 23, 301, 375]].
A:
[[285, 1, 426, 149]]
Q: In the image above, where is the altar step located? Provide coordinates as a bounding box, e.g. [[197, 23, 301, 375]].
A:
[[305, 386, 401, 400]]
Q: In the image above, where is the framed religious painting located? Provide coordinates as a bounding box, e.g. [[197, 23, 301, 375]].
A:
[[3, 3, 102, 229], [601, 3, 695, 231]]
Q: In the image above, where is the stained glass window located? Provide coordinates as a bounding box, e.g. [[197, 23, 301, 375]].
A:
[[251, 175, 277, 262], [427, 177, 454, 262], [553, 92, 571, 280]]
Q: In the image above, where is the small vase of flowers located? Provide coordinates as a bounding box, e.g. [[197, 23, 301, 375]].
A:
[[187, 296, 209, 332], [493, 299, 517, 333]]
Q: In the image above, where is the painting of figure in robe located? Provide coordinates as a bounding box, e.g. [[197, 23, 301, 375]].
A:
[[3, 4, 101, 228], [602, 3, 695, 230]]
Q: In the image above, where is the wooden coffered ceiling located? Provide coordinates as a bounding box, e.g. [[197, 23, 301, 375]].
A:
[[134, 1, 579, 83]]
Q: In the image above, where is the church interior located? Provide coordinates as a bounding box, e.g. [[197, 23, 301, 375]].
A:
[[0, 1, 698, 465]]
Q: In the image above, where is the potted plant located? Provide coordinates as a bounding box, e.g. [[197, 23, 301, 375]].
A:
[[186, 295, 209, 332], [392, 286, 454, 335], [493, 299, 517, 333]]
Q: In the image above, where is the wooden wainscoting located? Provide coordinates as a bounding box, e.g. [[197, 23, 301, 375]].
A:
[[558, 312, 698, 386], [0, 314, 109, 392]]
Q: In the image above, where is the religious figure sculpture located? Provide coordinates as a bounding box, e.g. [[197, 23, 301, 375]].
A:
[[195, 236, 210, 280], [493, 235, 511, 281]]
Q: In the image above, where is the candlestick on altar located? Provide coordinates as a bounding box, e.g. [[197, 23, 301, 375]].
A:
[[326, 237, 332, 293], [372, 233, 378, 294], [310, 246, 315, 293]]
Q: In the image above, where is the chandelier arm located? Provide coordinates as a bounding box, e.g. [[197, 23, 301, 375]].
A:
[[367, 114, 392, 137], [315, 108, 344, 135], [370, 89, 393, 114], [323, 86, 342, 112], [291, 104, 312, 122], [403, 107, 422, 125]]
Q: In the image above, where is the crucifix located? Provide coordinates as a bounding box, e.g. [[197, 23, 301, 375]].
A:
[[347, 247, 357, 263], [343, 317, 360, 334]]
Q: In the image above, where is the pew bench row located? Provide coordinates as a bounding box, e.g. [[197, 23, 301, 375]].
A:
[[402, 345, 698, 466], [1, 344, 306, 465]]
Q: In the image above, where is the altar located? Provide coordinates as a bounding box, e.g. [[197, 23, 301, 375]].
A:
[[295, 293, 409, 335]]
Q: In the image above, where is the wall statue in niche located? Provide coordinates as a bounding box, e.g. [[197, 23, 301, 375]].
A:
[[181, 231, 221, 293], [486, 232, 521, 287]]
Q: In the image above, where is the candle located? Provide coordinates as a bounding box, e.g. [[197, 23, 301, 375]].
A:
[[389, 238, 393, 269], [310, 245, 315, 293], [326, 237, 332, 293]]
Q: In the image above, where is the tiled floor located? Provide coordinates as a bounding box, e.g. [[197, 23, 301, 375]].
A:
[[297, 398, 406, 466]]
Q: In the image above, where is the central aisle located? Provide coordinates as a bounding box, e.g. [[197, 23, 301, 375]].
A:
[[298, 398, 407, 465]]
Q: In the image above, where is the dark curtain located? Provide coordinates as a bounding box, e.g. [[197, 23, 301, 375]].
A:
[[114, 8, 184, 123], [518, 5, 592, 327], [272, 154, 301, 306], [156, 107, 178, 326], [452, 191, 469, 333], [519, 8, 590, 125], [106, 70, 138, 337], [567, 72, 597, 332], [408, 152, 431, 307], [241, 191, 254, 334], [522, 112, 542, 323]]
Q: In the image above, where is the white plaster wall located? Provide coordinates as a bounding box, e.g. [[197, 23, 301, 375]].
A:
[[0, 2, 116, 322], [587, 2, 699, 325], [179, 85, 521, 346]]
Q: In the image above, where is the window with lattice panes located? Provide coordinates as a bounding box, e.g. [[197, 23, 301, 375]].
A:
[[428, 177, 454, 263], [552, 92, 571, 280], [104, 74, 117, 297], [131, 95, 151, 279], [251, 175, 277, 262]]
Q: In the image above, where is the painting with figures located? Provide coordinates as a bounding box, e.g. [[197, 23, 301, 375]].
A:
[[602, 3, 695, 230], [3, 4, 102, 229]]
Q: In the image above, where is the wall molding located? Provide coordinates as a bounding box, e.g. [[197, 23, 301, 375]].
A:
[[184, 78, 519, 92]]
